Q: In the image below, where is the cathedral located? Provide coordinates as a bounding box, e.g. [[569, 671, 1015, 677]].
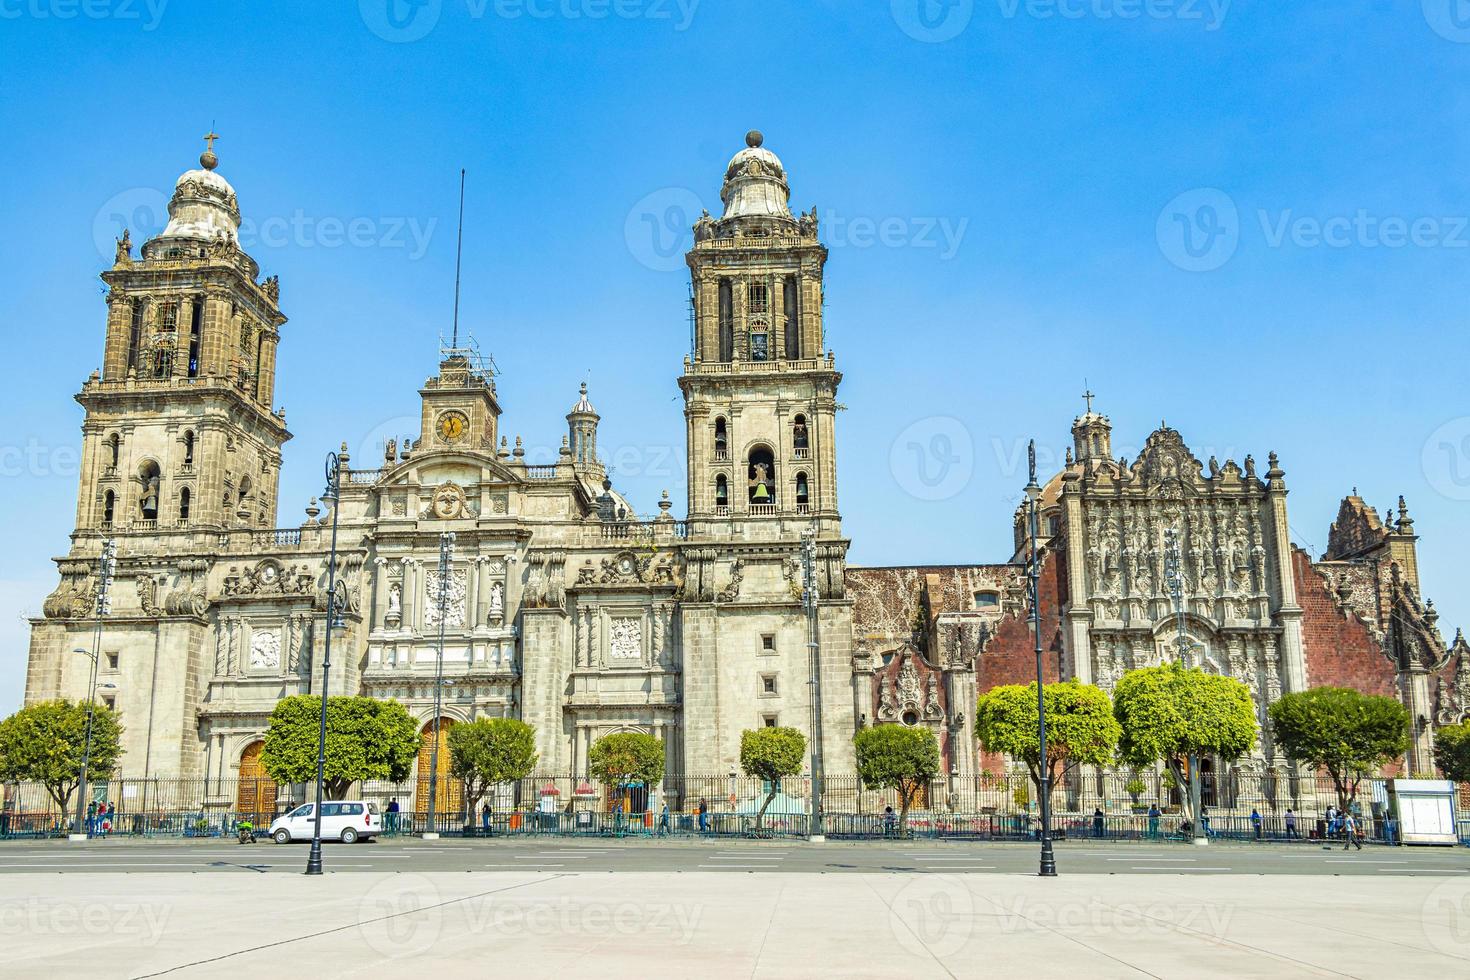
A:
[[23, 131, 1470, 808]]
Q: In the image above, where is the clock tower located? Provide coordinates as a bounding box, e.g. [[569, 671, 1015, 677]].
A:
[[419, 348, 501, 453]]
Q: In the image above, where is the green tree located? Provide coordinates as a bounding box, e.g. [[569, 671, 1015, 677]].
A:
[[1113, 662, 1257, 834], [448, 718, 538, 823], [261, 696, 419, 799], [853, 724, 941, 835], [1435, 721, 1470, 784], [588, 731, 665, 807], [976, 680, 1121, 802], [0, 700, 124, 813], [1269, 687, 1410, 811], [739, 727, 807, 831]]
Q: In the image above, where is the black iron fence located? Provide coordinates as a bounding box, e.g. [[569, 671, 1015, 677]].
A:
[[0, 771, 1455, 843]]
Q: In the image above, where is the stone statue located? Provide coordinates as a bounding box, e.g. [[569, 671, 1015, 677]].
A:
[[489, 581, 505, 622], [386, 582, 402, 627], [694, 209, 715, 242], [114, 230, 131, 265]]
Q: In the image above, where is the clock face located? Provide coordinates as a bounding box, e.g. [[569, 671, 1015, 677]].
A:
[[437, 412, 468, 444]]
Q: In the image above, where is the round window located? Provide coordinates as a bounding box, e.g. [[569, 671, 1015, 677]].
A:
[[902, 710, 919, 727]]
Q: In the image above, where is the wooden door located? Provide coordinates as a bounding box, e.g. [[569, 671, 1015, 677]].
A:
[[236, 741, 277, 822]]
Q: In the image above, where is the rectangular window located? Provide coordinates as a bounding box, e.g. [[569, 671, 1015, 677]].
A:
[[783, 275, 800, 359], [187, 298, 203, 378], [105, 651, 119, 670], [718, 279, 734, 362], [750, 332, 769, 362], [761, 634, 776, 652], [749, 282, 768, 314], [101, 695, 116, 712], [763, 715, 778, 728], [761, 674, 778, 696]]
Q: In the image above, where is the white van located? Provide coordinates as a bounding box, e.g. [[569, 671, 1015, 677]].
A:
[[269, 801, 381, 843]]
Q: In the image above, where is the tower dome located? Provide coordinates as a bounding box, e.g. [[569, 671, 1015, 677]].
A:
[[720, 129, 794, 222], [144, 133, 242, 256]]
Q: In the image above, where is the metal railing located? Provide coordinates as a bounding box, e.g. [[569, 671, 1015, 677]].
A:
[[0, 772, 1445, 844]]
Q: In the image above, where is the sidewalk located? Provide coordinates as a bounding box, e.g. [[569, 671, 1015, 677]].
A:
[[5, 871, 1469, 978]]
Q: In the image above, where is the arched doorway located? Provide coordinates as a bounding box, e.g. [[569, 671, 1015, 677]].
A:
[[236, 740, 277, 822], [416, 718, 463, 822]]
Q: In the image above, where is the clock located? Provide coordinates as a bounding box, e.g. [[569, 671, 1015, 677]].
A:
[[437, 411, 468, 444]]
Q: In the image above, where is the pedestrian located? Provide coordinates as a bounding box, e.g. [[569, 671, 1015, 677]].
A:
[[697, 799, 708, 834], [1250, 808, 1262, 841], [86, 800, 98, 837], [481, 802, 492, 835], [1200, 804, 1212, 838], [104, 801, 115, 837], [1342, 811, 1362, 850], [1325, 804, 1337, 838], [1147, 802, 1161, 840], [1284, 808, 1297, 839], [658, 803, 670, 836], [386, 797, 400, 835], [883, 805, 897, 837], [1092, 807, 1105, 839]]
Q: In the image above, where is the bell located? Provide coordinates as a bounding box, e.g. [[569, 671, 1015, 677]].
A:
[[752, 483, 770, 502]]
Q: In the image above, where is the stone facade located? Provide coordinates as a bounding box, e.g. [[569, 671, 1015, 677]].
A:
[[23, 133, 1467, 796]]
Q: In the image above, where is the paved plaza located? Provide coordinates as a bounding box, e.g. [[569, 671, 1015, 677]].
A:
[[3, 840, 1470, 977]]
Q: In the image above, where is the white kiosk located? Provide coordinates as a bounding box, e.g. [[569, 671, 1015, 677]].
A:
[[1387, 779, 1459, 845]]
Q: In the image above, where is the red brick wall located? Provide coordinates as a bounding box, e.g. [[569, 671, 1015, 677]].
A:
[[1293, 548, 1397, 697], [977, 548, 1065, 694]]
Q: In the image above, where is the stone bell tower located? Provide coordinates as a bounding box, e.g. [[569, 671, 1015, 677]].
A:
[[680, 130, 841, 533], [79, 134, 290, 535], [677, 130, 855, 777]]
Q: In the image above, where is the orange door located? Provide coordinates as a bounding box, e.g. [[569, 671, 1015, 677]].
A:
[[236, 741, 277, 822]]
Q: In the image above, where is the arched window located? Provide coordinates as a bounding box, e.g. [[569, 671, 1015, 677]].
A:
[[795, 471, 810, 508], [713, 417, 728, 460], [714, 475, 729, 509], [102, 490, 115, 527], [138, 461, 161, 521], [747, 445, 775, 507], [182, 431, 195, 467], [105, 434, 120, 472], [179, 487, 191, 523], [792, 414, 809, 455]]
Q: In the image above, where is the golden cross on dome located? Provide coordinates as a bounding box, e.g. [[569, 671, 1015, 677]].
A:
[[203, 130, 219, 153]]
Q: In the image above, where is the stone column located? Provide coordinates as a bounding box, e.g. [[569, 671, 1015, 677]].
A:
[[257, 333, 279, 407], [372, 558, 389, 630], [103, 294, 134, 381], [174, 297, 194, 379]]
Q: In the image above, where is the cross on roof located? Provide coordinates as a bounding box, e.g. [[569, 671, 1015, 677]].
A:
[[1082, 385, 1095, 414], [203, 130, 219, 153]]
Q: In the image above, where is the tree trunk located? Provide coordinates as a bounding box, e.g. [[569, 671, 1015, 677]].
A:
[[899, 783, 912, 836], [756, 787, 776, 833]]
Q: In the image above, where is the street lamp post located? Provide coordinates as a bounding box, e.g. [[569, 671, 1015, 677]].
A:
[[424, 531, 455, 841], [1024, 442, 1057, 877], [1163, 527, 1207, 846], [71, 539, 116, 842], [801, 528, 825, 842], [306, 452, 346, 876]]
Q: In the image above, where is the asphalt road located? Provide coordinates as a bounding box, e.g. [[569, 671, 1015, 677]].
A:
[[2, 836, 1468, 875]]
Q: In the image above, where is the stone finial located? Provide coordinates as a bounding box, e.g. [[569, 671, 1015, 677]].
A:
[[512, 436, 525, 458], [305, 498, 321, 521], [559, 435, 571, 457], [745, 129, 763, 148]]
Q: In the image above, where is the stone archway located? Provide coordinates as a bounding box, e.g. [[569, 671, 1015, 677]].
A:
[[415, 718, 463, 821], [235, 740, 277, 821]]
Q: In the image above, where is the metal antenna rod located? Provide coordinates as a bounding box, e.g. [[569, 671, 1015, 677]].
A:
[[451, 169, 466, 349]]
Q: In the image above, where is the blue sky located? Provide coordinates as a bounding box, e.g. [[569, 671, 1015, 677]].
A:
[[1, 0, 1468, 711]]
